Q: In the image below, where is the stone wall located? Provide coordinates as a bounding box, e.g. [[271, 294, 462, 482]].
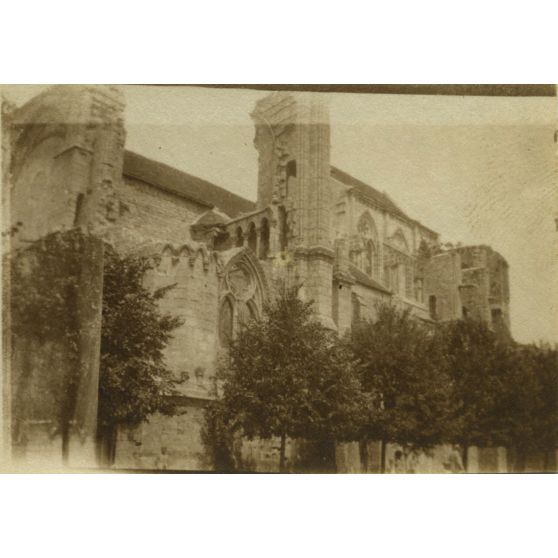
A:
[[112, 176, 208, 249], [424, 251, 462, 321], [114, 402, 208, 471], [4, 85, 125, 469]]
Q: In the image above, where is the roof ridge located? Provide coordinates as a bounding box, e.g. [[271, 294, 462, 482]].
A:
[[330, 165, 410, 220], [123, 150, 255, 218]]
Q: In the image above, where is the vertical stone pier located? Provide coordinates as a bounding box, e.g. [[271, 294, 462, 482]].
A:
[[3, 85, 125, 469]]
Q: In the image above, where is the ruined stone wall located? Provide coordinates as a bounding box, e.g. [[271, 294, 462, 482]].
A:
[[460, 268, 490, 322], [449, 245, 511, 334], [423, 251, 462, 321], [4, 86, 125, 468]]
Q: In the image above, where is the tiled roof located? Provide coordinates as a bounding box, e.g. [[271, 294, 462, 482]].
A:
[[331, 166, 439, 237], [349, 265, 392, 294], [123, 151, 256, 218], [330, 166, 412, 222]]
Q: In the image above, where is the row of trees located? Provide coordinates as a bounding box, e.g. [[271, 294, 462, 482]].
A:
[[207, 286, 558, 472], [13, 237, 555, 471]]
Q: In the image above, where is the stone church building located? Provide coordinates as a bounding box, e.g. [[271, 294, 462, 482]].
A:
[[2, 86, 511, 471]]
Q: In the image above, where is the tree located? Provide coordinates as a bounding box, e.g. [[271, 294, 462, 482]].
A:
[[440, 318, 515, 463], [214, 285, 366, 472], [350, 303, 453, 471], [97, 247, 184, 464], [497, 343, 558, 470], [441, 319, 558, 470]]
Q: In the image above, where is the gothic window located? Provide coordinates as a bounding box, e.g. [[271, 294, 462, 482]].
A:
[[285, 160, 297, 198], [391, 229, 410, 254], [357, 212, 378, 240], [259, 218, 270, 260], [219, 296, 234, 348], [356, 212, 380, 279], [364, 240, 379, 278], [286, 159, 297, 178], [278, 205, 288, 252], [235, 227, 243, 247], [219, 256, 264, 349], [247, 222, 257, 253]]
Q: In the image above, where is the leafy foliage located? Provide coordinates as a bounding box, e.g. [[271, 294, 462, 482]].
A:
[[98, 247, 184, 428], [9, 231, 99, 449], [350, 303, 453, 450], [441, 318, 513, 447], [440, 319, 558, 459], [214, 285, 366, 470]]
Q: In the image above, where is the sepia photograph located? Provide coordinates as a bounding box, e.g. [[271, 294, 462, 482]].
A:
[[1, 84, 556, 474]]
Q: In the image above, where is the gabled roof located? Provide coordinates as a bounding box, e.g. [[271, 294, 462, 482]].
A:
[[123, 151, 256, 218], [330, 166, 412, 222], [349, 265, 392, 295]]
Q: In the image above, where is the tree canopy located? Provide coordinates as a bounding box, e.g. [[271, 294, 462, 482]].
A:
[[350, 303, 453, 453], [214, 285, 366, 471], [98, 247, 183, 430]]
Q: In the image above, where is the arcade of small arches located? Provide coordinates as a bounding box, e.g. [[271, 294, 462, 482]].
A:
[[228, 205, 290, 261]]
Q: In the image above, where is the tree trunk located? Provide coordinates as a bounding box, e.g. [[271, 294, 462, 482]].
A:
[[279, 433, 287, 473], [61, 418, 70, 465], [359, 438, 368, 473], [96, 424, 117, 468], [462, 444, 468, 472], [380, 438, 387, 473]]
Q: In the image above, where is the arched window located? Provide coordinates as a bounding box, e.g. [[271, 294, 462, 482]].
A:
[[356, 212, 379, 278], [259, 218, 270, 260], [286, 159, 297, 179], [219, 296, 234, 348], [278, 206, 288, 252], [365, 240, 378, 278], [220, 250, 266, 352], [247, 222, 257, 253], [235, 227, 243, 248]]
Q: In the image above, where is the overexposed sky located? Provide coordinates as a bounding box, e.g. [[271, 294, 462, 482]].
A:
[[3, 85, 557, 344]]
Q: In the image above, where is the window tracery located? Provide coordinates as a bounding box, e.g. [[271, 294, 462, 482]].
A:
[[218, 252, 265, 349]]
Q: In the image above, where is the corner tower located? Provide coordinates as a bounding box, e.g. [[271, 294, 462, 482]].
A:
[[251, 92, 335, 326]]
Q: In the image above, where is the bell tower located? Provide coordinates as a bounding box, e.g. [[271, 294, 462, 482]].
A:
[[251, 92, 335, 327]]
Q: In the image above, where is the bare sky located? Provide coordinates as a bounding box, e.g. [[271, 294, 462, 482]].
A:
[[3, 85, 557, 344]]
